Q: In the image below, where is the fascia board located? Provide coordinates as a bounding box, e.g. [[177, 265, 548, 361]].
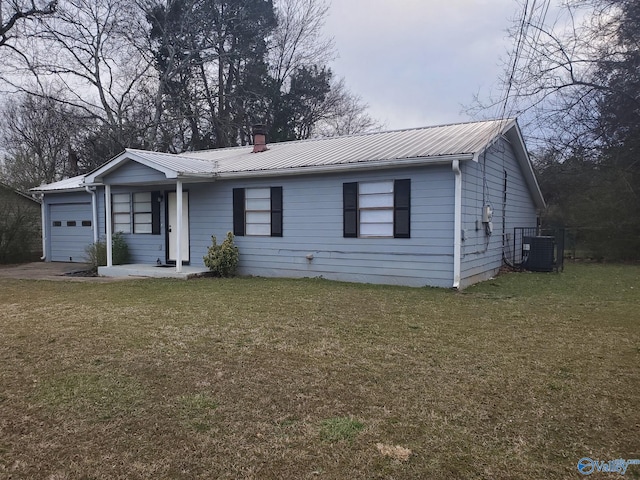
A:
[[214, 154, 475, 180]]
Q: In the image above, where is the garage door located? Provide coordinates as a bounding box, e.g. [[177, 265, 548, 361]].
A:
[[50, 203, 94, 262]]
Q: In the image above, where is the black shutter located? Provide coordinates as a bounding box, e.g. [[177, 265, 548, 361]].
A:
[[151, 191, 161, 235], [233, 188, 245, 236], [271, 186, 283, 237], [343, 182, 358, 238], [394, 179, 410, 238]]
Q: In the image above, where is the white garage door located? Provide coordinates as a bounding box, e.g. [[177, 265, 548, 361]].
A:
[[50, 203, 94, 262]]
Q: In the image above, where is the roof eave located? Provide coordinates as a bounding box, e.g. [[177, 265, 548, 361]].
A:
[[215, 154, 475, 179], [84, 149, 179, 184], [503, 122, 546, 210]]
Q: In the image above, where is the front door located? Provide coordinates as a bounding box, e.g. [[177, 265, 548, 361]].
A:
[[167, 191, 190, 264]]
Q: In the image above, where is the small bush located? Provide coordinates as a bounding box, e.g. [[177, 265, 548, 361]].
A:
[[111, 232, 129, 265], [85, 232, 130, 271], [203, 232, 239, 277], [85, 240, 107, 271]]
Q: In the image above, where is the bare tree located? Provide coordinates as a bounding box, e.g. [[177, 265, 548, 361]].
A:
[[1, 0, 152, 163], [315, 77, 382, 136], [267, 0, 380, 139], [269, 0, 334, 89], [0, 0, 57, 48], [0, 93, 81, 189], [471, 0, 636, 154]]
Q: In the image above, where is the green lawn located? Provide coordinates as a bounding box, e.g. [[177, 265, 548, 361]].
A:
[[0, 263, 638, 479]]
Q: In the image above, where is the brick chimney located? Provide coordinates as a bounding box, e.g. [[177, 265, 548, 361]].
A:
[[252, 124, 268, 153]]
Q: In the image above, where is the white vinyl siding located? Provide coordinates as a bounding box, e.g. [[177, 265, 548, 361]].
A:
[[112, 193, 131, 233], [133, 192, 152, 234], [245, 188, 271, 236], [359, 181, 394, 238]]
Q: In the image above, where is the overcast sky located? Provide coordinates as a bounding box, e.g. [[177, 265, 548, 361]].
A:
[[323, 0, 518, 130]]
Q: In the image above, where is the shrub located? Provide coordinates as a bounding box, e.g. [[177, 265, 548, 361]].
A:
[[85, 240, 106, 271], [85, 232, 130, 271], [111, 232, 130, 265], [0, 189, 41, 264], [203, 232, 239, 277]]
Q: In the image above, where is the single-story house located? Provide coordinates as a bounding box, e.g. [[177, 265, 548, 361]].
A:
[[31, 119, 545, 288], [0, 182, 42, 263]]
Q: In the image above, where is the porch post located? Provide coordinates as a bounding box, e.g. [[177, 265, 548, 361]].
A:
[[105, 184, 113, 267], [176, 179, 183, 273]]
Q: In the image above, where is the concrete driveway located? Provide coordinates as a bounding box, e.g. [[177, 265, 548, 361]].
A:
[[0, 262, 132, 282]]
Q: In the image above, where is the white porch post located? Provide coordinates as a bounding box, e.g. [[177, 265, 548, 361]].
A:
[[176, 179, 183, 273], [105, 184, 113, 267]]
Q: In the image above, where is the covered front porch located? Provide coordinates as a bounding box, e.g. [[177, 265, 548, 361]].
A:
[[99, 263, 209, 280]]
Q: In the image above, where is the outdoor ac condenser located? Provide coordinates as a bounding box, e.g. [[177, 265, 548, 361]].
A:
[[522, 236, 555, 272]]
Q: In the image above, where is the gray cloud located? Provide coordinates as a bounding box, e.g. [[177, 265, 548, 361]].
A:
[[323, 0, 517, 129]]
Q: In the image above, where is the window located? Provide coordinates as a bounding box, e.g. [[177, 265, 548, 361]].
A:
[[82, 220, 92, 227], [112, 192, 160, 234], [53, 221, 62, 227], [112, 193, 131, 233], [133, 192, 152, 234], [233, 187, 283, 237], [343, 179, 410, 238], [66, 221, 77, 227]]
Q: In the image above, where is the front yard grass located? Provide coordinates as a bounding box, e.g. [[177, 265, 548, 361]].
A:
[[0, 263, 638, 479]]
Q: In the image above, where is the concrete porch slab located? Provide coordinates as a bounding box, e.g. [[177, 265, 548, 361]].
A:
[[99, 264, 210, 279]]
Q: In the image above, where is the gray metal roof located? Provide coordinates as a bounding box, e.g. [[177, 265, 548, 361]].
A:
[[124, 149, 219, 175], [184, 119, 513, 173], [33, 119, 544, 209], [30, 174, 86, 192]]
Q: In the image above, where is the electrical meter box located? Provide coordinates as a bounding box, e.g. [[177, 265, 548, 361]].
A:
[[482, 205, 493, 223]]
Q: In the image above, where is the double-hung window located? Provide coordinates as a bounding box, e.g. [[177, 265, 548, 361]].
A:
[[343, 179, 410, 238], [133, 192, 153, 234], [111, 192, 161, 234], [112, 193, 132, 234], [233, 187, 283, 237]]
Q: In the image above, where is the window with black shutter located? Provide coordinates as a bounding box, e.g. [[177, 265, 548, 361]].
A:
[[233, 187, 283, 237], [343, 179, 410, 238]]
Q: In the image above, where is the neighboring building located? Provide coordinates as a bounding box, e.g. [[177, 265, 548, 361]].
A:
[[0, 182, 42, 263], [31, 119, 545, 288]]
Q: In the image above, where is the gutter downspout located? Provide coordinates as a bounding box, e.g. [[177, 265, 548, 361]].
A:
[[35, 193, 47, 261], [85, 186, 98, 244], [105, 184, 113, 267], [452, 160, 462, 289]]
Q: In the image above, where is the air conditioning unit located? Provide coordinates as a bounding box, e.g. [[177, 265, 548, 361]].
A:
[[522, 236, 555, 272]]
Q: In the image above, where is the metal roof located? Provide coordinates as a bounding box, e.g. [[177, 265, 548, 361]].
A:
[[123, 149, 219, 175], [30, 174, 86, 192], [33, 119, 544, 209], [185, 119, 514, 173]]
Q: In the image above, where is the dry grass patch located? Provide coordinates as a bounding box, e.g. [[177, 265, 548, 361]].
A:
[[0, 263, 638, 479]]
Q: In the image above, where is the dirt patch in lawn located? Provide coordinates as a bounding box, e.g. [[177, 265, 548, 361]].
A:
[[0, 262, 129, 282]]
